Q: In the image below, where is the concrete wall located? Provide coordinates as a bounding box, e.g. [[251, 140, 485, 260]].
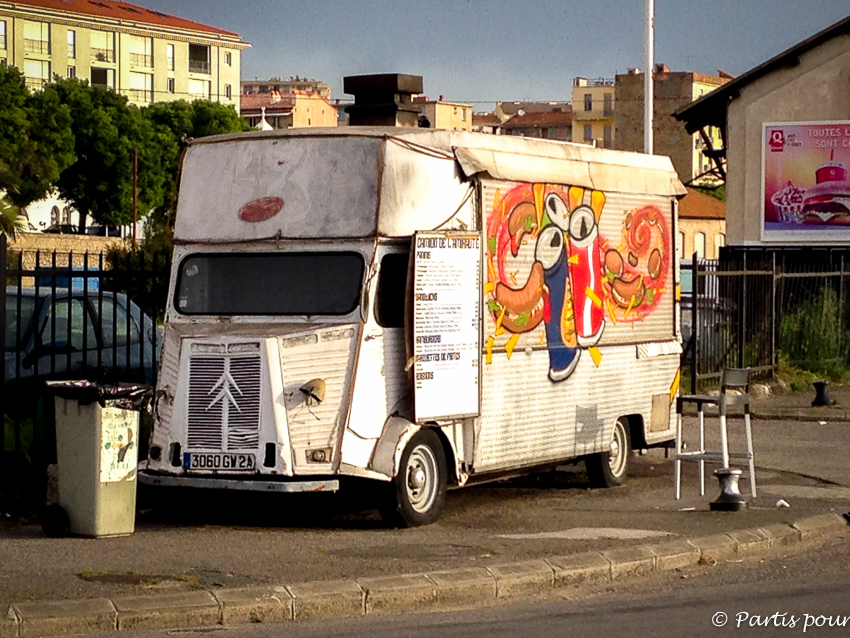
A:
[[615, 72, 726, 182], [726, 35, 850, 244]]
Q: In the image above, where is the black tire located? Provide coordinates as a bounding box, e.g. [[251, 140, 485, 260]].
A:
[[40, 504, 70, 538], [380, 429, 447, 528], [586, 417, 631, 487]]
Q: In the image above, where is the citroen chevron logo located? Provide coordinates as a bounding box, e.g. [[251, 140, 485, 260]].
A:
[[207, 367, 243, 412]]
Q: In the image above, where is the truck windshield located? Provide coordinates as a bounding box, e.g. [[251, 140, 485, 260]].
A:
[[175, 253, 365, 316]]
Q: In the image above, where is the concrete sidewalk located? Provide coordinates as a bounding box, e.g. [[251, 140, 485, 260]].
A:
[[681, 382, 850, 422], [1, 385, 849, 637], [1, 512, 847, 637]]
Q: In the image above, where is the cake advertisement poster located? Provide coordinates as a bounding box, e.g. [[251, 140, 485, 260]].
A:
[[763, 121, 850, 240]]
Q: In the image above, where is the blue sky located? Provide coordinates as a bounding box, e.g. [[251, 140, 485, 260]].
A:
[[137, 0, 849, 109]]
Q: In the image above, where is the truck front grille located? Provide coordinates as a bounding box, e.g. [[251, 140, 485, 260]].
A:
[[187, 343, 262, 451]]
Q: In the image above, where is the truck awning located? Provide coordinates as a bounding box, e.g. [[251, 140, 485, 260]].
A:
[[454, 144, 686, 197]]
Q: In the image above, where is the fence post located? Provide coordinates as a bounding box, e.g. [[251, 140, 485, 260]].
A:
[[691, 251, 699, 394], [1, 234, 6, 393], [739, 251, 747, 369], [838, 252, 846, 363], [770, 252, 777, 377]]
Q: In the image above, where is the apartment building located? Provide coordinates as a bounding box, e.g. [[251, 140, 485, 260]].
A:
[[413, 95, 473, 131], [500, 109, 572, 141], [0, 0, 248, 108], [241, 90, 338, 130], [614, 68, 729, 184], [571, 77, 615, 148], [241, 76, 331, 100]]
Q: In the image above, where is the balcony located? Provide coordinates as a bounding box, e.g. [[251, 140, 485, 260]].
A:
[[25, 77, 47, 91], [24, 39, 49, 55], [92, 48, 114, 63], [129, 53, 152, 67], [188, 60, 210, 74], [126, 88, 151, 103]]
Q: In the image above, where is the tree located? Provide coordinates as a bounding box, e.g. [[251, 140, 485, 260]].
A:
[[0, 66, 74, 209], [139, 100, 250, 248], [50, 77, 170, 230], [0, 197, 26, 239]]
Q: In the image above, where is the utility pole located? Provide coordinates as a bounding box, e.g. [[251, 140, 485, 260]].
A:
[[645, 0, 654, 154]]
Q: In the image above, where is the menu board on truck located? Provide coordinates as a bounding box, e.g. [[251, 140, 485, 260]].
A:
[[412, 232, 481, 423], [762, 121, 850, 242]]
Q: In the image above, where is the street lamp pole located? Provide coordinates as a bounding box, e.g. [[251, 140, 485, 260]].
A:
[[644, 0, 654, 154]]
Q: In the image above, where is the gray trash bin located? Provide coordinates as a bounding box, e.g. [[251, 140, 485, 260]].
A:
[[44, 382, 152, 538]]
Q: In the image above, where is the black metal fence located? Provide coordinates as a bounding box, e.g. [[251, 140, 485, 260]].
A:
[[682, 246, 850, 393], [1, 234, 169, 511]]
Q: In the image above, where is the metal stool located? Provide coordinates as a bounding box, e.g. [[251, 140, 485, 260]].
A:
[[674, 368, 757, 499]]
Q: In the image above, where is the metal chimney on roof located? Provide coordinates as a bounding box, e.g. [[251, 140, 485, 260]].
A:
[[343, 73, 424, 127]]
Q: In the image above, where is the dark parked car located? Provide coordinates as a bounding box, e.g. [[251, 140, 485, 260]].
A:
[[3, 286, 162, 418]]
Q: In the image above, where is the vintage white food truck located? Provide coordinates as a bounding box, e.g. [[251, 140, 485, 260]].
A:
[[140, 128, 686, 526]]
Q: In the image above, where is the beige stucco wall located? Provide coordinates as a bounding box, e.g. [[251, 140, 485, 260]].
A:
[[678, 218, 726, 259], [290, 94, 338, 128], [726, 34, 850, 244]]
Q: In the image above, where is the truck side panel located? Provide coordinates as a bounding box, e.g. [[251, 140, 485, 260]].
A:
[[475, 180, 679, 472]]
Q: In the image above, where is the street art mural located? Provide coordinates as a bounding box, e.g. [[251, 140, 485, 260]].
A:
[[485, 183, 669, 382]]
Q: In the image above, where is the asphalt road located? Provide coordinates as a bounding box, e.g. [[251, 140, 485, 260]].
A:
[[80, 523, 850, 637], [1, 417, 848, 604]]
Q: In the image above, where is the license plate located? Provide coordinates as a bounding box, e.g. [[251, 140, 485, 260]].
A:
[[183, 453, 256, 471]]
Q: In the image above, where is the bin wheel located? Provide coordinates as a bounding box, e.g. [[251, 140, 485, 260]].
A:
[[586, 417, 631, 488], [41, 504, 70, 538], [380, 429, 447, 528]]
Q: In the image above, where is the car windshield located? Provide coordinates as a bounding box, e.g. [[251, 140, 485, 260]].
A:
[[4, 295, 37, 351], [175, 252, 366, 316]]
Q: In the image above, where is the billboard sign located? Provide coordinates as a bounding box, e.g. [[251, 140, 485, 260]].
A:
[[762, 121, 850, 242]]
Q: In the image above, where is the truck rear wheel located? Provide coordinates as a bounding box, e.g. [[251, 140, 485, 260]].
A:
[[380, 429, 447, 527], [586, 417, 630, 487]]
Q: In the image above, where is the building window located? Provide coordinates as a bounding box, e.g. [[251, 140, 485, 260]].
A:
[[167, 44, 174, 71], [188, 43, 210, 74], [0, 21, 6, 50], [67, 66, 76, 78], [24, 21, 50, 55], [224, 51, 232, 66], [603, 93, 612, 117], [128, 71, 152, 103], [694, 232, 706, 259], [716, 233, 726, 251], [23, 59, 50, 90], [678, 231, 686, 259], [67, 30, 75, 59], [584, 93, 592, 111], [188, 78, 210, 100], [90, 67, 114, 88], [127, 35, 152, 67], [167, 77, 175, 94], [461, 108, 466, 121], [603, 124, 612, 148], [583, 124, 592, 143], [91, 30, 114, 63], [224, 84, 232, 99]]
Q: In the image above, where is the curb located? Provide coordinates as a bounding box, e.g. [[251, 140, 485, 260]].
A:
[[1, 513, 848, 637], [680, 407, 850, 422]]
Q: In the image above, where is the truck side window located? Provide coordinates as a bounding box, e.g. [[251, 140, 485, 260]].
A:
[[375, 253, 409, 328]]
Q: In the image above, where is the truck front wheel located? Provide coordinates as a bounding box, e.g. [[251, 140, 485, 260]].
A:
[[586, 417, 630, 487], [381, 429, 447, 527]]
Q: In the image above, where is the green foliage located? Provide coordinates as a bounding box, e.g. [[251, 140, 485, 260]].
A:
[[778, 286, 850, 378], [50, 78, 170, 230], [0, 66, 75, 208], [0, 197, 26, 240], [692, 185, 726, 202]]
